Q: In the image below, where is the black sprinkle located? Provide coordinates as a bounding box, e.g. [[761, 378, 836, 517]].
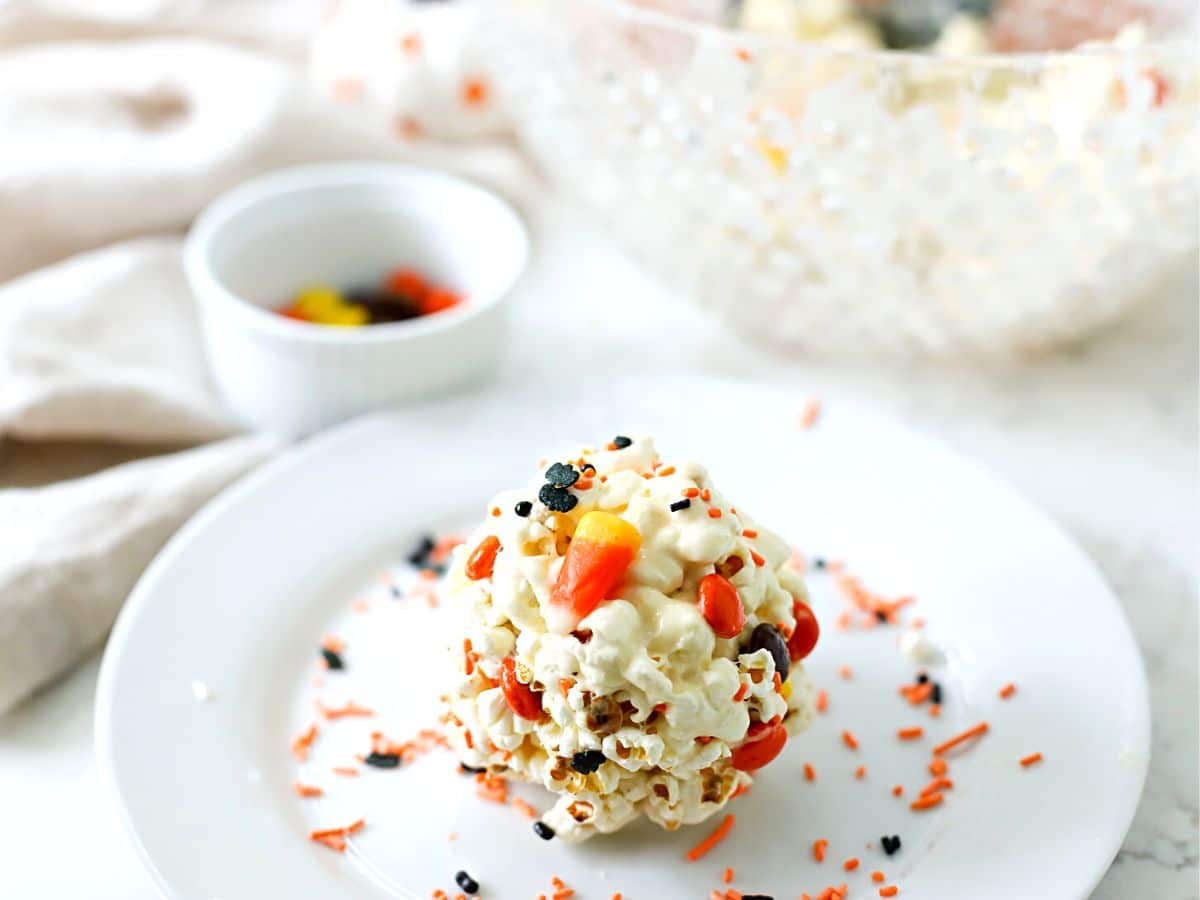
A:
[[544, 462, 580, 488], [455, 870, 480, 894], [882, 834, 902, 855], [320, 648, 345, 670], [741, 895, 775, 900], [570, 750, 606, 774], [364, 752, 400, 769], [514, 500, 533, 517], [459, 762, 487, 775], [931, 682, 943, 704], [389, 584, 402, 599], [669, 498, 692, 512], [407, 534, 435, 566], [916, 672, 929, 684], [875, 609, 889, 623], [611, 435, 632, 449], [814, 557, 827, 570], [539, 483, 578, 513], [533, 820, 555, 840]]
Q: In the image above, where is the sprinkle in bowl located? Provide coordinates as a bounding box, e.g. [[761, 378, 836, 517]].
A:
[[185, 162, 529, 438]]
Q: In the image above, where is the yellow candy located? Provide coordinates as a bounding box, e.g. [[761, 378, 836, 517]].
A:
[[294, 285, 367, 327], [295, 285, 345, 317], [780, 678, 793, 701], [573, 511, 642, 554]]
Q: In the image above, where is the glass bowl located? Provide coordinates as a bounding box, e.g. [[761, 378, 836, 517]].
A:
[[489, 0, 1198, 357]]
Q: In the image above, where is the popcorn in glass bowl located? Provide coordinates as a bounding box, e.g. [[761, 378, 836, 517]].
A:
[[487, 0, 1198, 357]]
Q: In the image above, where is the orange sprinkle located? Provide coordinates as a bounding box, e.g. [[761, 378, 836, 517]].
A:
[[844, 858, 860, 871], [750, 550, 766, 567], [684, 488, 701, 498], [932, 721, 989, 756], [928, 704, 941, 718], [892, 784, 904, 797], [332, 766, 359, 777], [1020, 752, 1044, 768], [855, 765, 867, 779], [999, 683, 1017, 699], [872, 871, 886, 883], [310, 818, 365, 841], [461, 77, 489, 107], [743, 529, 758, 538], [701, 488, 712, 501], [657, 466, 676, 477], [490, 507, 501, 517], [291, 723, 319, 761], [400, 31, 422, 55], [836, 611, 853, 631], [910, 792, 944, 811], [736, 47, 752, 61], [799, 399, 822, 428], [511, 797, 538, 819], [920, 777, 954, 797], [842, 730, 859, 750], [559, 678, 575, 698], [839, 665, 853, 680], [733, 683, 748, 702], [322, 634, 345, 653], [903, 682, 934, 705], [294, 782, 323, 798], [804, 763, 816, 782], [897, 727, 924, 741], [723, 866, 734, 884], [314, 834, 346, 852], [576, 479, 594, 491], [708, 508, 723, 518], [685, 814, 736, 862], [929, 757, 948, 776], [812, 838, 828, 862], [772, 672, 782, 691], [816, 689, 828, 713], [880, 887, 899, 897]]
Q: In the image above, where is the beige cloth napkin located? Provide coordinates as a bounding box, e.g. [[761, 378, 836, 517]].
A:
[[0, 0, 531, 713]]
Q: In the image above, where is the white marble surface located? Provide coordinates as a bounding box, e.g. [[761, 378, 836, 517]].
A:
[[0, 195, 1195, 898]]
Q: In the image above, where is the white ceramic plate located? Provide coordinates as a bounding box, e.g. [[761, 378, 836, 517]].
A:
[[96, 376, 1149, 900]]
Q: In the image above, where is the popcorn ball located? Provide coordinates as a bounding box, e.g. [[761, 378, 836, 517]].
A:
[[442, 436, 820, 842]]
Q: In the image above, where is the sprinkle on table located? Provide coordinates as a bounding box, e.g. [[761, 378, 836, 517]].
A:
[[880, 886, 900, 897], [929, 757, 948, 776], [897, 726, 924, 741], [999, 682, 1017, 699], [839, 665, 853, 680], [842, 730, 859, 750], [844, 857, 860, 871], [804, 762, 816, 781], [816, 689, 829, 713], [685, 814, 736, 862], [1020, 752, 1044, 768], [723, 866, 734, 884], [910, 792, 944, 811], [800, 399, 822, 428], [932, 721, 989, 756], [812, 838, 829, 862], [872, 871, 886, 883], [881, 834, 901, 855], [293, 781, 323, 798], [854, 765, 867, 779], [892, 784, 904, 796]]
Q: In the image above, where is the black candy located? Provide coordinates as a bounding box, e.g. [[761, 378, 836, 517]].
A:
[[745, 622, 790, 683], [544, 462, 579, 488]]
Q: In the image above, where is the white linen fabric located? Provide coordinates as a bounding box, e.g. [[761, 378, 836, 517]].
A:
[[0, 0, 528, 713]]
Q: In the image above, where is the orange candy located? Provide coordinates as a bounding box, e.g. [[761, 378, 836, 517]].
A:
[[465, 536, 501, 580], [550, 512, 641, 628], [698, 573, 745, 639], [730, 720, 788, 771]]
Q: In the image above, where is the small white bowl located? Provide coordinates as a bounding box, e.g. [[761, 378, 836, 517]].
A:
[[185, 162, 529, 438]]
